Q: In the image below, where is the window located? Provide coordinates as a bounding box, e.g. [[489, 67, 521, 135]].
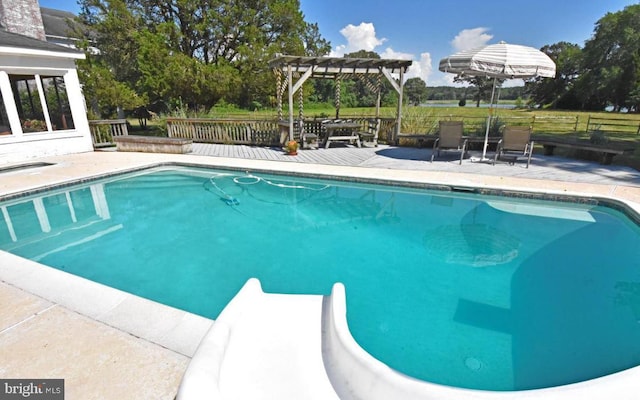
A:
[[11, 75, 47, 132], [9, 74, 75, 133], [0, 89, 10, 136], [42, 76, 74, 130]]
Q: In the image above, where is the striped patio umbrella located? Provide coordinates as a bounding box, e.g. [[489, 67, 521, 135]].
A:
[[438, 41, 556, 160]]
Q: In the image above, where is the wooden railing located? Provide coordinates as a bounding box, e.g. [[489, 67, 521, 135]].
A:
[[166, 118, 280, 145], [91, 115, 639, 151], [166, 117, 398, 145], [89, 119, 128, 148], [412, 113, 640, 137], [586, 115, 640, 135]]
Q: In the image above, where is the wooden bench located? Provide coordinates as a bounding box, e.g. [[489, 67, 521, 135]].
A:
[[395, 133, 436, 146], [533, 137, 636, 165], [114, 135, 193, 154], [354, 118, 381, 147]]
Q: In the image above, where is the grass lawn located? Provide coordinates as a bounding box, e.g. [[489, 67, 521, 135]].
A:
[[126, 105, 640, 170]]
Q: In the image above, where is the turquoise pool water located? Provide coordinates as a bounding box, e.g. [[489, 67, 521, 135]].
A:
[[1, 166, 640, 391]]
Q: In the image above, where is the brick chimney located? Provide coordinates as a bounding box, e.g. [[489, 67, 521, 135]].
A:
[[0, 0, 46, 40]]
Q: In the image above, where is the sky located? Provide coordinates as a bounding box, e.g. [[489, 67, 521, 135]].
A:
[[40, 0, 639, 86]]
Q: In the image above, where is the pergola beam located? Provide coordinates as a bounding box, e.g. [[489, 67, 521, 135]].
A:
[[292, 66, 315, 94]]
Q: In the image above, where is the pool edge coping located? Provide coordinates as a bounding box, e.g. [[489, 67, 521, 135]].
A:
[[3, 159, 638, 224]]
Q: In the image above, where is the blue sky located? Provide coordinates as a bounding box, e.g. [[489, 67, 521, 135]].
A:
[[41, 0, 638, 85]]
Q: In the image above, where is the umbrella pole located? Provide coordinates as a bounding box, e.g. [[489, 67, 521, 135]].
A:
[[482, 78, 498, 160]]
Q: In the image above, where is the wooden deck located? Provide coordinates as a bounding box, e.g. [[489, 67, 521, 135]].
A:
[[190, 142, 640, 186], [193, 143, 378, 166]]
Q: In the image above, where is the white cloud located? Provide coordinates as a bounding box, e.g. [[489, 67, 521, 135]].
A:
[[406, 52, 433, 84], [330, 22, 386, 56], [330, 23, 432, 84], [423, 28, 495, 86], [451, 27, 493, 51], [379, 48, 432, 84], [380, 47, 412, 60]]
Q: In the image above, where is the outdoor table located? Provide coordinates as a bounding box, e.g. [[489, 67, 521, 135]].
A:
[[322, 122, 362, 148]]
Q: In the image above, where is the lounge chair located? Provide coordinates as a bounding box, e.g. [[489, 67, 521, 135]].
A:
[[494, 126, 534, 168], [431, 121, 467, 164], [356, 118, 380, 147]]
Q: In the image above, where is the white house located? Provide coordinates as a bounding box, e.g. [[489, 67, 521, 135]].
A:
[[0, 0, 93, 164]]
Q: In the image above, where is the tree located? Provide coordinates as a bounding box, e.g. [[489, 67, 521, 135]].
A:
[[76, 0, 146, 117], [453, 76, 501, 107], [404, 77, 428, 106], [525, 42, 582, 109], [77, 0, 331, 112], [342, 50, 381, 107], [136, 30, 241, 108], [576, 4, 640, 111]]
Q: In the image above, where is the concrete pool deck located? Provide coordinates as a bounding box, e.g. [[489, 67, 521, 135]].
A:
[[1, 146, 640, 399]]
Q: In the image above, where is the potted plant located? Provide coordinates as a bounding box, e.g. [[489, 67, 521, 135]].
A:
[[284, 140, 299, 155]]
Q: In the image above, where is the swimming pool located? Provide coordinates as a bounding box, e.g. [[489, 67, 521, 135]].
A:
[[1, 165, 640, 391]]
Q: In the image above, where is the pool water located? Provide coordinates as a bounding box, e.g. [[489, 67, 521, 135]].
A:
[[1, 166, 640, 391]]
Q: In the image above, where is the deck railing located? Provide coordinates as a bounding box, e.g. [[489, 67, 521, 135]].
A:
[[90, 114, 638, 150], [166, 117, 398, 145], [167, 118, 280, 145], [586, 115, 640, 135], [89, 119, 129, 147]]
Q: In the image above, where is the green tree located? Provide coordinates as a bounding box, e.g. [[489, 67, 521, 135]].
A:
[[404, 77, 428, 106], [454, 76, 501, 107], [136, 30, 241, 108], [576, 4, 640, 111], [335, 50, 399, 108], [343, 50, 381, 107], [77, 61, 145, 118], [77, 0, 331, 112], [76, 0, 145, 117], [525, 42, 582, 109]]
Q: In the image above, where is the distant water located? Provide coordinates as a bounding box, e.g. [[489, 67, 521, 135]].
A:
[[421, 102, 516, 109]]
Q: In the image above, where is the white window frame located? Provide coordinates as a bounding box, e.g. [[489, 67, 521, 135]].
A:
[[0, 70, 74, 136]]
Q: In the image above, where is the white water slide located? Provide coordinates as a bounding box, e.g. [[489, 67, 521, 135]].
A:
[[176, 278, 640, 400]]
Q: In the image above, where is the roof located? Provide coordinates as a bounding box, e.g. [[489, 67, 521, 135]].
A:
[[268, 54, 413, 76], [0, 29, 84, 58], [40, 7, 79, 39]]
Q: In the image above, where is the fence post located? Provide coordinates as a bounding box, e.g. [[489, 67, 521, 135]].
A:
[[585, 115, 591, 132], [531, 115, 536, 132]]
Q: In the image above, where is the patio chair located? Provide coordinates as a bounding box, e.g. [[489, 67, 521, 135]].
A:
[[299, 119, 318, 150], [431, 121, 467, 164], [356, 118, 380, 147], [494, 126, 534, 168]]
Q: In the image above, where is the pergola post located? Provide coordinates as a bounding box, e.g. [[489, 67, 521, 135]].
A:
[[287, 64, 294, 141], [381, 66, 405, 145], [396, 68, 404, 144], [375, 74, 382, 119], [275, 68, 283, 121], [298, 84, 304, 121], [334, 76, 341, 119]]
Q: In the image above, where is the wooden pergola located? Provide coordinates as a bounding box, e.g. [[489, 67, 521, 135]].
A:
[[268, 54, 413, 143]]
